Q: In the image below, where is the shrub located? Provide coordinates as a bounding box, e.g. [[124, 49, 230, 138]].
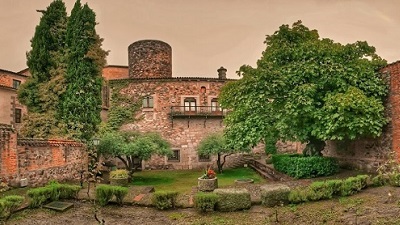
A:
[[340, 176, 365, 197], [194, 192, 219, 212], [214, 188, 251, 212], [260, 184, 290, 207], [371, 174, 388, 187], [96, 185, 115, 206], [288, 187, 309, 204], [0, 195, 24, 219], [272, 154, 339, 178], [58, 184, 81, 199], [110, 169, 129, 179], [113, 186, 129, 205], [325, 179, 343, 196], [264, 136, 277, 155], [27, 186, 54, 208], [388, 173, 400, 187], [152, 191, 179, 210]]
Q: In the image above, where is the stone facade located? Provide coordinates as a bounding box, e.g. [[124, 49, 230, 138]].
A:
[[0, 125, 87, 187], [0, 69, 27, 129], [128, 40, 172, 79]]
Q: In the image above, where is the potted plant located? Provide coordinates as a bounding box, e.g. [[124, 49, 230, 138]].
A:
[[198, 167, 218, 192], [109, 169, 129, 186]]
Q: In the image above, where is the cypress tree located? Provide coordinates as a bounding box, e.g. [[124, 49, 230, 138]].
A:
[[61, 1, 107, 141]]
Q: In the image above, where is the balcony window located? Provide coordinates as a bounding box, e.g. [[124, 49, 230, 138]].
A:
[[142, 96, 154, 108], [211, 98, 221, 112], [184, 97, 196, 112]]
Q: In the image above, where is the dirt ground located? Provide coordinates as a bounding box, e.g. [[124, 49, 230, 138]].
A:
[[4, 185, 400, 225]]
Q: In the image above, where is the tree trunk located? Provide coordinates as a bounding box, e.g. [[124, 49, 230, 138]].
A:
[[302, 137, 326, 156], [217, 153, 223, 173]]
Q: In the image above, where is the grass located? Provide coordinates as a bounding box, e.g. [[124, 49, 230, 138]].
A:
[[132, 167, 265, 194]]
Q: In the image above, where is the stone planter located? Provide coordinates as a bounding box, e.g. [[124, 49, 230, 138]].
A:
[[198, 177, 218, 192], [110, 177, 129, 187]]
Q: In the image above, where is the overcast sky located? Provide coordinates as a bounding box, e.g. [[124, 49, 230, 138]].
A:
[[0, 0, 399, 78]]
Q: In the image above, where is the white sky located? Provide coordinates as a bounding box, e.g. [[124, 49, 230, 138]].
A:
[[0, 0, 399, 79]]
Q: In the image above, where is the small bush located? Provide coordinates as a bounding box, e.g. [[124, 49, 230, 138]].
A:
[[0, 195, 24, 219], [152, 191, 179, 210], [194, 192, 219, 212], [264, 136, 278, 155], [260, 184, 290, 207], [340, 176, 365, 197], [27, 186, 54, 208], [58, 184, 81, 199], [272, 154, 339, 178], [214, 188, 251, 212], [388, 173, 400, 187], [325, 179, 343, 196], [110, 170, 129, 179], [113, 186, 129, 205], [371, 174, 388, 187], [96, 185, 115, 206], [288, 188, 309, 204]]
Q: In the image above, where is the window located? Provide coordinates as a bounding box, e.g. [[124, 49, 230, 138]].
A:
[[142, 96, 154, 108], [184, 97, 196, 112], [168, 149, 180, 162], [199, 154, 210, 162], [12, 79, 21, 89], [211, 98, 221, 112], [200, 86, 206, 94], [15, 108, 21, 123]]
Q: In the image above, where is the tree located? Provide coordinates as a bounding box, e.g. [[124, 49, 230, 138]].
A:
[[97, 131, 172, 177], [220, 21, 388, 156], [60, 1, 108, 141], [197, 132, 248, 173], [17, 0, 68, 138]]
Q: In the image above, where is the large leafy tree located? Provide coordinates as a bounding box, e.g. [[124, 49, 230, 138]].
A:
[[97, 131, 172, 177], [17, 0, 68, 138], [197, 132, 248, 173], [61, 0, 107, 141], [220, 21, 388, 156]]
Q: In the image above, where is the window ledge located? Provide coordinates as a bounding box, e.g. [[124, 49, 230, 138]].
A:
[[142, 108, 154, 112]]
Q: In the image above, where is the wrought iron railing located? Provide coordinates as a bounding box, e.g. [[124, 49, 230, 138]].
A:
[[170, 106, 227, 117]]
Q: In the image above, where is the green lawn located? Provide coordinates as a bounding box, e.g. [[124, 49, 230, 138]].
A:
[[131, 167, 266, 194]]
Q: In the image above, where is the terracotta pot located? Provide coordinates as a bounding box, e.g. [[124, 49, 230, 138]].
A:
[[198, 177, 218, 192]]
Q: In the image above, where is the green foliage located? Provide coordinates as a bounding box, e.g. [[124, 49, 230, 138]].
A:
[[194, 192, 219, 212], [288, 187, 309, 204], [98, 131, 172, 175], [18, 0, 68, 137], [197, 132, 249, 173], [95, 185, 128, 206], [371, 174, 388, 187], [96, 185, 114, 206], [340, 176, 364, 196], [27, 182, 80, 208], [260, 185, 290, 207], [61, 1, 107, 141], [214, 188, 251, 212], [0, 195, 24, 219], [113, 186, 129, 205], [264, 136, 278, 155], [220, 20, 388, 155], [152, 191, 179, 210], [110, 170, 129, 179], [271, 154, 339, 178]]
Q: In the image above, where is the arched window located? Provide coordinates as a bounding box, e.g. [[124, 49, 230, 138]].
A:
[[200, 86, 206, 94], [142, 96, 154, 108], [184, 97, 196, 112], [211, 98, 220, 112]]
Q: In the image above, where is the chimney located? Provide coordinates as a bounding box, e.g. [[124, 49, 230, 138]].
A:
[[217, 66, 227, 79]]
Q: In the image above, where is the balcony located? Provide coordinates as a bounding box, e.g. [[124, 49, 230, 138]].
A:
[[170, 106, 226, 118]]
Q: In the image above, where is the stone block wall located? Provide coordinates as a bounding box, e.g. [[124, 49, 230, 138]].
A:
[[0, 127, 87, 187]]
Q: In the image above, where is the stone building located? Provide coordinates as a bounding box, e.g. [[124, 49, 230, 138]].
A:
[[0, 69, 27, 129], [103, 40, 249, 170]]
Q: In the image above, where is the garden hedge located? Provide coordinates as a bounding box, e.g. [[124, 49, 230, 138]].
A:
[[214, 188, 251, 212], [272, 154, 339, 178]]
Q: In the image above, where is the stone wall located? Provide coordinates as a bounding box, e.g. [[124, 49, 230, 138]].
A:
[[128, 40, 172, 79], [0, 127, 87, 187], [102, 65, 129, 80]]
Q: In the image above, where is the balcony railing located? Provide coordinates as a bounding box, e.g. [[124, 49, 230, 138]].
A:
[[170, 106, 227, 118]]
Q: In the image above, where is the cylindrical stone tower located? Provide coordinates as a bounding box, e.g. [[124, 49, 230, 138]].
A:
[[128, 40, 172, 78]]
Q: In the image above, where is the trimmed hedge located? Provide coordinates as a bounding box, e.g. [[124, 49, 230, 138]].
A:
[[272, 154, 339, 178], [260, 184, 290, 207], [288, 175, 369, 204], [0, 195, 24, 219], [95, 185, 129, 206], [27, 182, 80, 208], [214, 188, 251, 212], [152, 191, 179, 210], [194, 192, 219, 212]]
